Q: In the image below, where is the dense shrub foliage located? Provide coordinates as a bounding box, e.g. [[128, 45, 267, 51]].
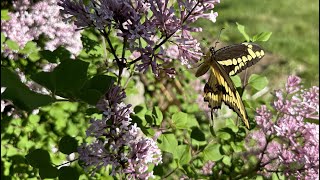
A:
[[1, 0, 318, 179]]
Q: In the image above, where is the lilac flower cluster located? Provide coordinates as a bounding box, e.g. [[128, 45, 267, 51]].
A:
[[246, 75, 319, 179], [58, 0, 220, 76], [1, 0, 82, 59], [78, 85, 162, 179]]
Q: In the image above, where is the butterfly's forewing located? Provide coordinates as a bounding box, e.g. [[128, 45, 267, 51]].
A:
[[204, 57, 250, 129], [215, 43, 265, 76], [195, 51, 212, 77]]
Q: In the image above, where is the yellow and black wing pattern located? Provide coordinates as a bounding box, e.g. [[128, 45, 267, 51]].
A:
[[215, 42, 265, 76], [196, 43, 265, 129]]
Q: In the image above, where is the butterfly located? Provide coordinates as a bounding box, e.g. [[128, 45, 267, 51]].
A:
[[196, 42, 265, 129]]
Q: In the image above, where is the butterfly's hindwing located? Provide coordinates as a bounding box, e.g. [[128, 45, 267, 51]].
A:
[[215, 43, 265, 76], [203, 83, 222, 109], [204, 59, 250, 129]]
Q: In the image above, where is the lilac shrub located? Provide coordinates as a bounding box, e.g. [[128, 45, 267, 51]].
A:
[[1, 0, 82, 59], [245, 75, 319, 179], [2, 1, 220, 178], [78, 85, 162, 178], [57, 0, 220, 178]]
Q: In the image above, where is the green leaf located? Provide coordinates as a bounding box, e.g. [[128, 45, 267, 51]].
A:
[[134, 105, 147, 117], [1, 68, 55, 111], [79, 75, 115, 105], [83, 0, 91, 5], [39, 164, 58, 179], [1, 67, 26, 88], [221, 144, 232, 154], [6, 40, 20, 51], [1, 9, 10, 20], [145, 110, 155, 125], [252, 32, 272, 42], [236, 129, 247, 142], [171, 112, 199, 130], [230, 75, 242, 88], [272, 173, 285, 180], [190, 127, 206, 141], [202, 144, 223, 161], [58, 166, 80, 180], [58, 136, 78, 155], [158, 134, 178, 155], [19, 41, 38, 55], [54, 60, 88, 92], [31, 59, 89, 99], [248, 74, 269, 91], [80, 32, 104, 59], [82, 75, 115, 94], [175, 145, 191, 166], [152, 106, 163, 125], [225, 119, 239, 133], [1, 33, 5, 46], [28, 51, 41, 62], [217, 132, 231, 141], [25, 149, 51, 168], [236, 22, 250, 42], [39, 50, 59, 63], [39, 47, 72, 63], [230, 142, 244, 153], [222, 156, 232, 167], [131, 114, 146, 130]]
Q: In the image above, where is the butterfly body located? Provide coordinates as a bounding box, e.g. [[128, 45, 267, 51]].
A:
[[196, 42, 265, 129]]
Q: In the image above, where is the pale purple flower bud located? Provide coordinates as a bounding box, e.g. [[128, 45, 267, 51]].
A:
[[197, 10, 218, 23], [255, 105, 274, 135], [41, 63, 58, 72], [86, 118, 107, 137], [245, 130, 267, 152], [286, 75, 301, 94], [202, 161, 215, 175], [166, 44, 179, 59]]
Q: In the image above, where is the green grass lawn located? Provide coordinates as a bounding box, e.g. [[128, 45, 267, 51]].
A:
[[194, 0, 319, 87]]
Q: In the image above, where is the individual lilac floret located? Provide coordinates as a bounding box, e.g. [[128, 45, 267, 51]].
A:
[[201, 161, 215, 175]]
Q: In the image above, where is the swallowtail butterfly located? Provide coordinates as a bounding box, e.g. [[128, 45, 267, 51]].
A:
[[196, 42, 265, 129]]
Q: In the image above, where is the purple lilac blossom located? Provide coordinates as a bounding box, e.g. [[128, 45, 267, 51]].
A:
[[1, 0, 82, 60], [201, 161, 215, 175], [78, 85, 162, 178], [245, 75, 319, 179], [58, 0, 220, 76]]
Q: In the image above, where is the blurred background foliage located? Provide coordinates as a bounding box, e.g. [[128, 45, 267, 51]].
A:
[[194, 0, 319, 88]]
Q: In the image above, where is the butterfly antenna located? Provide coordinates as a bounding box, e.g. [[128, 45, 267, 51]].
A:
[[213, 27, 225, 50]]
